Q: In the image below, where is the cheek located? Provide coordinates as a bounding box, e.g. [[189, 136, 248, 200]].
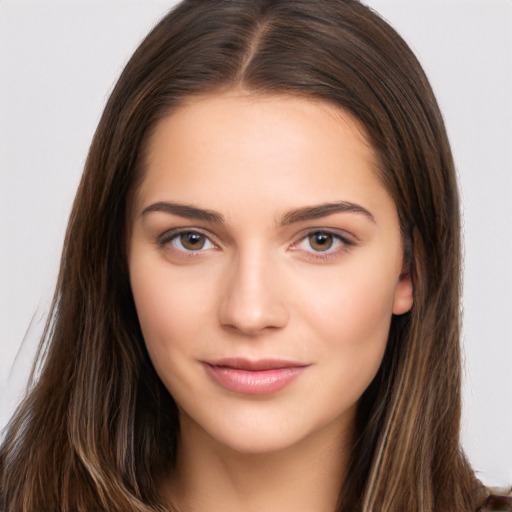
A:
[[295, 262, 397, 386], [305, 274, 394, 412], [129, 256, 212, 373], [300, 263, 397, 338]]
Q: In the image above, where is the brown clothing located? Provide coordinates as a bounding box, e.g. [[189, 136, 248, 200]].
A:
[[479, 494, 512, 511]]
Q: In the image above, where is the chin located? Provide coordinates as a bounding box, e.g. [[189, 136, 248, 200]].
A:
[[213, 428, 309, 456], [180, 399, 353, 457]]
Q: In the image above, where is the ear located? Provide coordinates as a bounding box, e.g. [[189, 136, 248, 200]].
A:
[[392, 271, 413, 315]]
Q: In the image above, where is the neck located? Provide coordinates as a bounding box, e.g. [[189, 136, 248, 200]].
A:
[[163, 414, 353, 512]]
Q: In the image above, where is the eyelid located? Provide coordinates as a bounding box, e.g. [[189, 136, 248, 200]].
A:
[[290, 228, 356, 258], [156, 227, 219, 252], [155, 226, 356, 258]]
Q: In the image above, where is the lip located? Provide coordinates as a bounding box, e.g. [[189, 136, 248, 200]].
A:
[[202, 358, 309, 394]]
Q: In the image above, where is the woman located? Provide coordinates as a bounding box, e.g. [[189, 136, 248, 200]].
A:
[[0, 0, 505, 510]]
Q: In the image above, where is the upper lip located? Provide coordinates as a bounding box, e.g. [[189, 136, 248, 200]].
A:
[[205, 358, 309, 371]]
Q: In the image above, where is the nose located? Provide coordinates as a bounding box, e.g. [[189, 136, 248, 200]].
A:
[[218, 250, 290, 336]]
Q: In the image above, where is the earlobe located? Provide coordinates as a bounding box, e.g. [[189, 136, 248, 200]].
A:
[[392, 272, 414, 315]]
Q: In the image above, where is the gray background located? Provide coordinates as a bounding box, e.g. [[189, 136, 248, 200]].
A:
[[1, 0, 511, 487]]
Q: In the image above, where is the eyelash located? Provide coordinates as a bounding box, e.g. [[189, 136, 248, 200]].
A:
[[156, 228, 355, 260], [156, 228, 217, 254], [291, 230, 355, 260]]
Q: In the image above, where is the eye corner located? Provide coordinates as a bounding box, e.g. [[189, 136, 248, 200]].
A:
[[289, 228, 357, 261], [156, 227, 219, 255]]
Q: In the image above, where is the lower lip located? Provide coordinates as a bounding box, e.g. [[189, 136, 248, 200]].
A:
[[203, 364, 306, 394]]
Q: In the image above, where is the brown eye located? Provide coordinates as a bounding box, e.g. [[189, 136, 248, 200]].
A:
[[179, 232, 208, 250], [160, 229, 216, 254], [308, 232, 334, 252]]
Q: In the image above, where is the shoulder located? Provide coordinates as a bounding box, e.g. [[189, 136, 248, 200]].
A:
[[479, 494, 512, 511]]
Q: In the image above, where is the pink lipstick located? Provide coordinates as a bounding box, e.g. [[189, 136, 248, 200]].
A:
[[203, 358, 308, 394]]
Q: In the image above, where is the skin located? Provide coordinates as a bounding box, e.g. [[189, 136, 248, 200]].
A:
[[128, 91, 413, 511]]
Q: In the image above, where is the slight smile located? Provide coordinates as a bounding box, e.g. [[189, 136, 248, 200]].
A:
[[202, 358, 310, 395]]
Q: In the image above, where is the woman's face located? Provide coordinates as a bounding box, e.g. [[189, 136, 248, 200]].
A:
[[128, 92, 413, 454]]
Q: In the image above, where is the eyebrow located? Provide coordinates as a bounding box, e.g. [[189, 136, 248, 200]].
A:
[[280, 201, 376, 225], [141, 202, 224, 223], [140, 200, 375, 225]]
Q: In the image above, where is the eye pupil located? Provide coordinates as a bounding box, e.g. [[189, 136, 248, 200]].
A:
[[180, 232, 205, 250], [309, 232, 333, 251]]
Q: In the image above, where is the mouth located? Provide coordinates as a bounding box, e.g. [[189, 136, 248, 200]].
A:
[[202, 358, 309, 394]]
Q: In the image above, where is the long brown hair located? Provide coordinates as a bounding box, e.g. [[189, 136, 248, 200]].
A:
[[1, 1, 486, 510]]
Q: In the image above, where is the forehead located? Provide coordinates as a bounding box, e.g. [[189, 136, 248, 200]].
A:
[[146, 91, 375, 163], [134, 91, 392, 222]]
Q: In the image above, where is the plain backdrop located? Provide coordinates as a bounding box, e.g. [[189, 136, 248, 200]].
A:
[[0, 0, 511, 487]]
